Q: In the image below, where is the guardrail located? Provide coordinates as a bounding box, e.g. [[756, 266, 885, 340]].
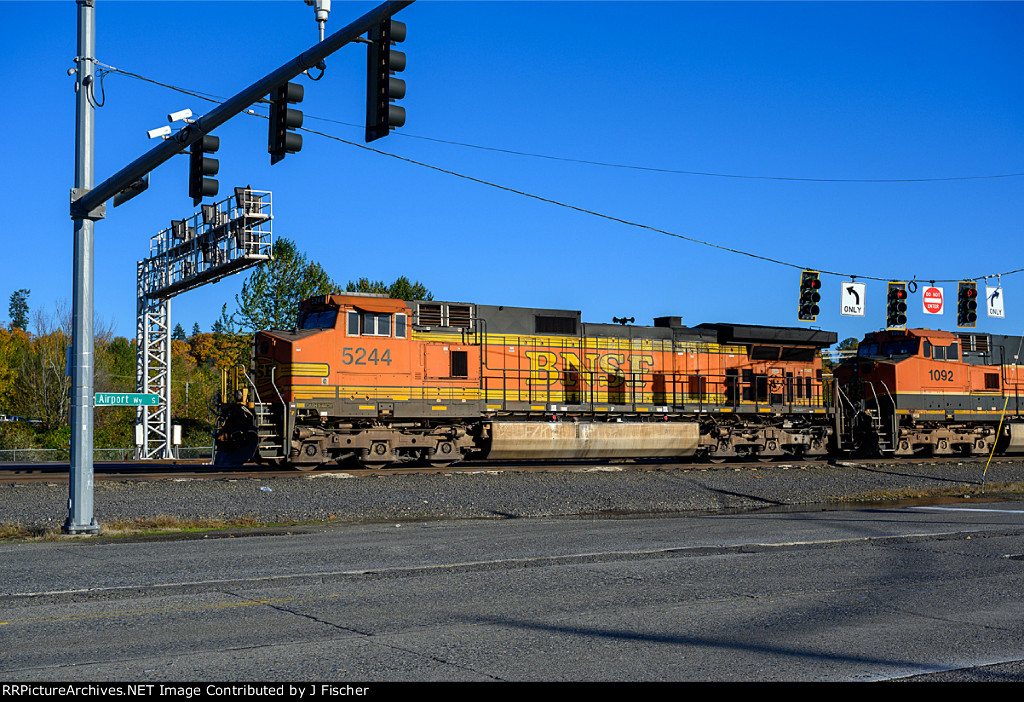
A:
[[0, 446, 214, 463]]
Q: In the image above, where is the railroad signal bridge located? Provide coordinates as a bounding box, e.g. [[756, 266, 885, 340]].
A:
[[135, 188, 272, 459]]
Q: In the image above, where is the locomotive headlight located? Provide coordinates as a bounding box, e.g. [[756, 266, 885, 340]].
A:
[[235, 389, 244, 402]]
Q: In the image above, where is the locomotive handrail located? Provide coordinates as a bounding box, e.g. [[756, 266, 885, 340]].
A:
[[878, 380, 899, 448], [878, 381, 897, 414], [240, 368, 263, 406], [832, 379, 857, 414], [269, 367, 285, 407]]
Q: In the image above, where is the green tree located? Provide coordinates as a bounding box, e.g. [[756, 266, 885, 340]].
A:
[[8, 289, 29, 331], [172, 323, 186, 341], [233, 238, 340, 333], [191, 322, 201, 338], [211, 303, 235, 334], [387, 276, 432, 301], [823, 337, 860, 372], [346, 278, 388, 295], [346, 276, 432, 301]]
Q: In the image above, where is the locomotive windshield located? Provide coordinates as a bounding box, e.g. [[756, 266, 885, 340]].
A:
[[858, 339, 919, 357], [298, 309, 339, 330]]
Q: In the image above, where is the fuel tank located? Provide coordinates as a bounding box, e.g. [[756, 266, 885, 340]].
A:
[[486, 421, 699, 460]]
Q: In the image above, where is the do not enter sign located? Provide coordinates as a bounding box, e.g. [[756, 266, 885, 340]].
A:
[[923, 286, 944, 315]]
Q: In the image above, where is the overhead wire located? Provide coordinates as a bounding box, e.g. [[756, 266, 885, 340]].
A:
[[95, 61, 1024, 184], [95, 62, 1024, 285]]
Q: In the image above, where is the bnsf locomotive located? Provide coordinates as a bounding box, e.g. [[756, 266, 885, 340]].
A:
[[214, 293, 1024, 468], [833, 327, 1024, 457], [214, 293, 839, 468]]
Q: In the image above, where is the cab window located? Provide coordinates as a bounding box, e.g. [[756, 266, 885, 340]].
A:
[[347, 310, 394, 337], [880, 339, 919, 356]]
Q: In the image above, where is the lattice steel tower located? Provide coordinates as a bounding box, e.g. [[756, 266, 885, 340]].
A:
[[135, 188, 272, 459]]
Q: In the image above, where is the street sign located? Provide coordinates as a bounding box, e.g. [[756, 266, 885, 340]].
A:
[[95, 393, 160, 407], [987, 286, 1005, 318], [922, 286, 944, 315], [840, 282, 865, 317]]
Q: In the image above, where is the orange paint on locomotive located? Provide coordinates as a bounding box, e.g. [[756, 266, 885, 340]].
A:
[[252, 294, 829, 411], [835, 328, 1024, 409]]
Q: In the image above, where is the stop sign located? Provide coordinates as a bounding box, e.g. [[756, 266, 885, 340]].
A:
[[923, 286, 944, 315]]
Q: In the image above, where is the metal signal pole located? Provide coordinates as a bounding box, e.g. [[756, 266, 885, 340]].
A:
[[65, 0, 412, 534], [66, 0, 100, 534]]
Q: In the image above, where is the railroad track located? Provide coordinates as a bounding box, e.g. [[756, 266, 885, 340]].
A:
[[2, 455, 1020, 484]]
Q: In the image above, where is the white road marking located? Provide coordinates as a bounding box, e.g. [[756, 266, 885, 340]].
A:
[[911, 506, 1024, 514]]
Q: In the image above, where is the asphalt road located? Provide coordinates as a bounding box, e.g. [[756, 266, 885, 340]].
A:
[[2, 499, 1023, 682]]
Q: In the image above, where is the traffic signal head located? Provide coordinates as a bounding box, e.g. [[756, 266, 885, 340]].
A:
[[886, 282, 908, 329], [797, 270, 821, 321], [189, 134, 220, 206], [269, 82, 304, 165], [957, 281, 978, 328], [366, 18, 406, 142]]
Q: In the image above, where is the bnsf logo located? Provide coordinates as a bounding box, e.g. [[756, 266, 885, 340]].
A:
[[254, 359, 276, 383], [525, 351, 655, 388]]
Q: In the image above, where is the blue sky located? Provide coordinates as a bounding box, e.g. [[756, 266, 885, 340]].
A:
[[1, 1, 1021, 347]]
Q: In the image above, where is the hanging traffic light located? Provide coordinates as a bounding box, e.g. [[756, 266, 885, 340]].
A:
[[188, 134, 220, 206], [957, 280, 978, 328], [797, 270, 821, 321], [886, 282, 908, 329], [366, 19, 406, 142], [269, 82, 304, 165]]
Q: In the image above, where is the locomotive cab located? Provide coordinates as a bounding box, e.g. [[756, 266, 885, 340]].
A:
[[836, 328, 1006, 457], [840, 329, 969, 413]]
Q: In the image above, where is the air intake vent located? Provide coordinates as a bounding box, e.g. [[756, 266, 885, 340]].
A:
[[449, 305, 472, 329], [417, 303, 443, 326], [535, 315, 577, 335], [415, 302, 475, 330]]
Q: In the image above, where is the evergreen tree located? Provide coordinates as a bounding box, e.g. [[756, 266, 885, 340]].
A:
[[191, 322, 201, 338], [172, 323, 186, 341], [388, 276, 433, 301], [211, 303, 235, 335], [346, 278, 388, 295], [8, 289, 29, 331], [346, 276, 432, 301], [233, 238, 340, 333]]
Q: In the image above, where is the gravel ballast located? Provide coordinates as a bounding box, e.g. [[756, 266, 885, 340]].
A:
[[3, 459, 1024, 532]]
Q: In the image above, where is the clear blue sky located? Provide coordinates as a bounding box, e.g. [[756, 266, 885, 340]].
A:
[[2, 1, 1021, 348]]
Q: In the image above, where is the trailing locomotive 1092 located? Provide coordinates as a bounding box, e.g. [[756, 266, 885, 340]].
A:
[[214, 293, 837, 468]]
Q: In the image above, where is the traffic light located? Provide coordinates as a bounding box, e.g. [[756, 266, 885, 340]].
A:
[[957, 281, 978, 328], [188, 134, 220, 206], [366, 19, 406, 142], [797, 270, 821, 321], [269, 82, 304, 165], [886, 282, 908, 329]]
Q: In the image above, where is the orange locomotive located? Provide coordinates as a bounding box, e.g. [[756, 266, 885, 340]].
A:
[[215, 293, 836, 468], [833, 328, 1024, 456]]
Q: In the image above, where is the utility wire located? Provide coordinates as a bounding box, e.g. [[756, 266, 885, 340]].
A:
[[97, 62, 1024, 284], [298, 124, 1024, 284], [96, 61, 1024, 184]]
